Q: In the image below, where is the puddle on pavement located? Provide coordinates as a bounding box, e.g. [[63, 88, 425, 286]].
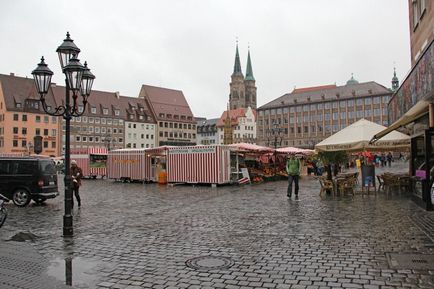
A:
[[47, 256, 115, 287]]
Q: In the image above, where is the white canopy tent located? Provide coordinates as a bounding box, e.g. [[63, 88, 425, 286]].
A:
[[315, 119, 410, 152]]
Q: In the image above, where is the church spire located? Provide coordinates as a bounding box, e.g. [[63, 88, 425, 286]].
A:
[[392, 67, 399, 92], [245, 48, 255, 81], [232, 41, 243, 77]]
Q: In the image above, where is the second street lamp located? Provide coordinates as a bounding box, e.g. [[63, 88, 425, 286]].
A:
[[267, 123, 284, 178], [32, 32, 95, 237]]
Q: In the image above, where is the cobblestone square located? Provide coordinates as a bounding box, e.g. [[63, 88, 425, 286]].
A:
[[1, 163, 434, 289]]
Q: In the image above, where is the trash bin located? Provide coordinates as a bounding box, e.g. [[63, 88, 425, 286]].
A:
[[158, 171, 167, 184]]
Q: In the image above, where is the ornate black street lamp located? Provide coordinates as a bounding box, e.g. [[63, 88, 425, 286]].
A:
[[267, 123, 284, 178], [32, 32, 95, 237]]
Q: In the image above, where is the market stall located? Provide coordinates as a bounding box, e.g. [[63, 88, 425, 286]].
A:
[[228, 143, 277, 183], [71, 147, 108, 179]]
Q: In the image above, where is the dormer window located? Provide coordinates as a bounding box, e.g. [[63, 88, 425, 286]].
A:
[[91, 107, 97, 114], [139, 115, 143, 120], [159, 113, 165, 118], [115, 109, 120, 116], [16, 103, 21, 108], [103, 108, 109, 115], [78, 105, 84, 113], [167, 114, 172, 119], [129, 114, 134, 120]]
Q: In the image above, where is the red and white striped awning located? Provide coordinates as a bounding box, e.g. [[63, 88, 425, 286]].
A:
[[276, 147, 315, 155], [228, 143, 274, 153]]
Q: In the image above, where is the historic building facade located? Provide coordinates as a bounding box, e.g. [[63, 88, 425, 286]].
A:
[[257, 77, 394, 149], [374, 0, 434, 210], [196, 118, 219, 145], [139, 84, 197, 146], [217, 107, 256, 144], [229, 44, 257, 110], [53, 88, 156, 152], [0, 74, 61, 156]]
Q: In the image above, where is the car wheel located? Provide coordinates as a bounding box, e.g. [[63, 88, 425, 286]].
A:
[[12, 189, 31, 207]]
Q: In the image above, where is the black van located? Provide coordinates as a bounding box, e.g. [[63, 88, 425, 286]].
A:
[[0, 156, 59, 207]]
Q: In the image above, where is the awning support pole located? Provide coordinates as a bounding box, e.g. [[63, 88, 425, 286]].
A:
[[429, 103, 434, 128]]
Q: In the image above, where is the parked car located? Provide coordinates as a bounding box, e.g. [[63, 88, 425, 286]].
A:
[[0, 156, 59, 207]]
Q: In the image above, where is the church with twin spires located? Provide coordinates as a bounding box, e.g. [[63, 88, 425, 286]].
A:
[[229, 43, 257, 110]]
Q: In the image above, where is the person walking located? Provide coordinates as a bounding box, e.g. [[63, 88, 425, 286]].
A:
[[286, 154, 301, 198], [387, 152, 393, 167], [70, 160, 83, 208]]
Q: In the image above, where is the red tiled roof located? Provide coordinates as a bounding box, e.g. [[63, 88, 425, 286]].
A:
[[217, 107, 246, 127], [139, 84, 194, 122], [0, 73, 58, 112], [292, 84, 337, 94]]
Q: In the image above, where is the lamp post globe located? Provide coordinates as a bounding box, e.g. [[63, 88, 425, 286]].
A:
[[32, 57, 53, 97], [80, 62, 95, 100], [56, 32, 81, 70]]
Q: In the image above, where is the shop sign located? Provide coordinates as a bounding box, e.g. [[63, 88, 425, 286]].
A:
[[170, 147, 215, 154]]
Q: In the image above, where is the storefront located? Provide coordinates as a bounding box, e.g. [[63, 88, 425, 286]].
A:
[[372, 39, 434, 210]]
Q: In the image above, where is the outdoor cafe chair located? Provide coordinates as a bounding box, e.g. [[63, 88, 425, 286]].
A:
[[319, 176, 334, 197], [338, 177, 356, 196], [398, 175, 412, 193], [381, 174, 400, 194], [376, 175, 385, 192]]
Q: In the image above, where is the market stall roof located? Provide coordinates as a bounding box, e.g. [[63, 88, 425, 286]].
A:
[[276, 147, 315, 155], [228, 143, 274, 153], [315, 118, 410, 152]]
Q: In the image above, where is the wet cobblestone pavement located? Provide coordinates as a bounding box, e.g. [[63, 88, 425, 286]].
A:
[[1, 162, 434, 288]]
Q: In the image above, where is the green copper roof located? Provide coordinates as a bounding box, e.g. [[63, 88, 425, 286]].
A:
[[232, 43, 243, 77], [245, 49, 255, 81], [346, 73, 359, 85]]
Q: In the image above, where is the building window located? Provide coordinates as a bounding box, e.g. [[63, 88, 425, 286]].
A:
[[36, 128, 40, 135], [13, 127, 18, 134], [52, 141, 56, 148], [44, 116, 49, 123], [115, 109, 120, 116], [103, 108, 108, 115], [44, 129, 49, 136], [82, 116, 88, 123], [22, 115, 27, 121], [91, 107, 97, 114], [13, 140, 18, 147], [22, 140, 27, 148], [13, 114, 19, 121], [413, 0, 419, 29], [364, 98, 372, 105], [22, 127, 27, 135], [420, 0, 426, 16]]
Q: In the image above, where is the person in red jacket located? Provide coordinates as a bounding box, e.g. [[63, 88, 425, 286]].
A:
[[70, 160, 83, 208]]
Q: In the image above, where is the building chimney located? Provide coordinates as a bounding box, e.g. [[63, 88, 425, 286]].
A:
[[115, 91, 120, 99], [10, 73, 14, 76]]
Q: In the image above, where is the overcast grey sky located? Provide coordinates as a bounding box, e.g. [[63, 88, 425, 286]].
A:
[[0, 0, 410, 118]]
